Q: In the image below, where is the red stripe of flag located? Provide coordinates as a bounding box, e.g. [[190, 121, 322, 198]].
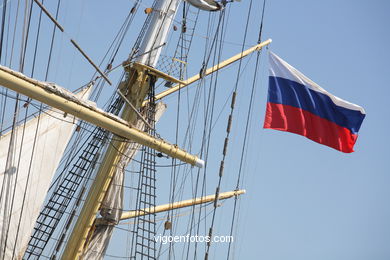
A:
[[264, 102, 358, 153]]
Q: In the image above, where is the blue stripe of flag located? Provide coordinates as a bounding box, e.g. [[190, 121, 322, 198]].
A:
[[268, 76, 365, 134]]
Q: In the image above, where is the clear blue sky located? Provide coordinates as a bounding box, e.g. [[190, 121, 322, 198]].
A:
[[4, 0, 389, 259], [239, 1, 390, 259], [62, 0, 390, 259]]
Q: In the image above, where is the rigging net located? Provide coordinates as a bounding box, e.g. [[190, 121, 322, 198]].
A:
[[130, 77, 158, 260], [18, 1, 143, 257]]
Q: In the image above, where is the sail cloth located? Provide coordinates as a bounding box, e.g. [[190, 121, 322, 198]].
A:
[[264, 52, 365, 153], [185, 0, 224, 11], [80, 102, 167, 260], [185, 0, 240, 11], [0, 86, 91, 259]]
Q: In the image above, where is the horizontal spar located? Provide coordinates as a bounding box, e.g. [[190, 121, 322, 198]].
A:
[[119, 189, 246, 221], [143, 39, 272, 106], [0, 66, 204, 168]]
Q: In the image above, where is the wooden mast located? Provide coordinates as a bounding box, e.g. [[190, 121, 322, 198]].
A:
[[61, 1, 183, 259], [0, 38, 271, 259], [0, 1, 271, 257], [60, 37, 272, 259]]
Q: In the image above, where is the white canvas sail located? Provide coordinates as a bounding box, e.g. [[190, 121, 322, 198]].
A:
[[0, 86, 91, 259]]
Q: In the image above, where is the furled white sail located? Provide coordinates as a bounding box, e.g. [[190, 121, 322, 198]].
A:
[[185, 0, 241, 11], [0, 86, 91, 259], [185, 0, 223, 11], [81, 102, 167, 260]]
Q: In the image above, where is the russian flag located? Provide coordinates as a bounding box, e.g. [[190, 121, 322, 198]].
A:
[[264, 52, 366, 153]]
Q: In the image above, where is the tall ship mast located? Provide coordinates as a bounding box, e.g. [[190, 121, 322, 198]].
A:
[[0, 0, 271, 259]]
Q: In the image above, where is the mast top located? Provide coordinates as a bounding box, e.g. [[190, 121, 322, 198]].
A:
[[136, 0, 182, 67]]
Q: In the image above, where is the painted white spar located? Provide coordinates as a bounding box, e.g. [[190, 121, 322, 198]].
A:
[[185, 0, 241, 11], [137, 0, 181, 67]]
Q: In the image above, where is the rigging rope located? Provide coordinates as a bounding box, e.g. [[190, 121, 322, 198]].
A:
[[226, 1, 267, 259], [0, 95, 20, 259], [30, 0, 44, 78], [22, 2, 142, 257], [0, 1, 143, 258], [0, 0, 8, 61], [0, 0, 20, 135], [174, 7, 229, 260], [0, 0, 265, 259], [16, 0, 62, 253], [2, 0, 65, 257], [202, 0, 255, 259], [166, 2, 190, 257], [1, 1, 34, 256]]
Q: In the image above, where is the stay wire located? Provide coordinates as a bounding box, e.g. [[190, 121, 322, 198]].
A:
[[0, 91, 20, 259], [11, 103, 40, 259], [48, 94, 126, 257], [226, 1, 267, 259], [3, 0, 11, 64], [178, 81, 204, 259], [163, 8, 203, 238], [166, 0, 202, 235], [11, 0, 62, 257], [1, 1, 136, 256], [11, 4, 44, 256], [44, 0, 61, 80], [29, 0, 44, 78], [2, 0, 34, 254], [197, 9, 228, 260], [130, 1, 176, 258], [167, 3, 200, 258], [167, 0, 186, 233], [182, 8, 228, 259], [41, 11, 140, 245], [1, 0, 20, 134], [8, 0, 20, 69], [93, 1, 142, 101], [0, 0, 22, 204], [19, 0, 33, 73], [0, 0, 7, 61], [202, 5, 232, 259]]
